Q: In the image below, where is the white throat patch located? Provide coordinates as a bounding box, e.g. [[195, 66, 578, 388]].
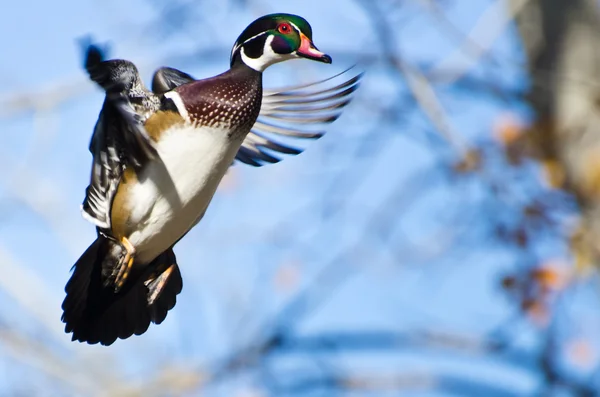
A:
[[241, 35, 294, 72]]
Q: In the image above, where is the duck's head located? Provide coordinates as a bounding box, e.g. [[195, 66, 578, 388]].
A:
[[230, 13, 332, 72]]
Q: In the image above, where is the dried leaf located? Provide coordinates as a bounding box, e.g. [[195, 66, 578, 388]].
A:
[[530, 264, 568, 292], [513, 228, 528, 248], [521, 298, 550, 327], [453, 149, 482, 173], [493, 113, 523, 146], [501, 275, 518, 290]]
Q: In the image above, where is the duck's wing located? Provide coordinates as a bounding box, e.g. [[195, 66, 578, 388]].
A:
[[237, 67, 363, 166], [85, 44, 158, 166], [152, 67, 195, 95], [149, 65, 363, 167], [81, 43, 158, 230]]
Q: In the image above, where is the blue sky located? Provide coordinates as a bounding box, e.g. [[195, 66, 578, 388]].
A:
[[0, 0, 597, 396]]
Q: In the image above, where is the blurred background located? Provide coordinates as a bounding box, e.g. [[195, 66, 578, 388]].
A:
[[1, 0, 600, 396]]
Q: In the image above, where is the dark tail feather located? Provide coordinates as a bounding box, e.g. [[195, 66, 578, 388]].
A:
[[61, 236, 183, 346]]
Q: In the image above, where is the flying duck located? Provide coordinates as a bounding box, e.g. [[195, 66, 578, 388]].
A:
[[62, 13, 362, 345]]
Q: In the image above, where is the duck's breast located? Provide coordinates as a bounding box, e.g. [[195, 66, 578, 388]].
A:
[[127, 122, 242, 263]]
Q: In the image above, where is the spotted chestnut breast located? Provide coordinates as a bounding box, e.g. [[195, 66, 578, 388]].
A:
[[177, 68, 263, 138]]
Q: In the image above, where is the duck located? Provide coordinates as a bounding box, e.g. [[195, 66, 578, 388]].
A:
[[62, 13, 362, 346]]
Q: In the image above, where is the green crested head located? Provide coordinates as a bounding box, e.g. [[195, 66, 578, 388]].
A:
[[230, 13, 332, 72]]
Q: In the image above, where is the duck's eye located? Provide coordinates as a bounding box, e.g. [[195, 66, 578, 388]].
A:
[[278, 23, 292, 34]]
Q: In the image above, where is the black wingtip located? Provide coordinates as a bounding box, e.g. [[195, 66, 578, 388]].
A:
[[78, 36, 110, 72]]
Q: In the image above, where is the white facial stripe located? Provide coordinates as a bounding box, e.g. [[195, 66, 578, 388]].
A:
[[243, 30, 268, 45], [288, 22, 303, 36], [164, 91, 190, 122], [231, 43, 240, 60]]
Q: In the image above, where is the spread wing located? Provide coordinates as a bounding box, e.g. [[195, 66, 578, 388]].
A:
[[239, 67, 363, 166], [151, 65, 363, 167], [81, 43, 157, 230]]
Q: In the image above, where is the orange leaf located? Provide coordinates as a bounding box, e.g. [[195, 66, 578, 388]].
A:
[[493, 113, 524, 145], [531, 264, 568, 291]]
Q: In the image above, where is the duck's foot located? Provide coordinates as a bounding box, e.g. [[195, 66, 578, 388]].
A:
[[113, 236, 135, 293], [145, 263, 176, 306]]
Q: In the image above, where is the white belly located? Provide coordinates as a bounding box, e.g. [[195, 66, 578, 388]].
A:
[[126, 123, 242, 263]]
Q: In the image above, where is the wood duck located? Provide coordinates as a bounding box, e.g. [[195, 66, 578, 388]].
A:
[[62, 13, 362, 346]]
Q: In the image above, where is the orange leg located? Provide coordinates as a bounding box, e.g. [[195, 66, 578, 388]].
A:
[[146, 264, 175, 306], [114, 236, 135, 292]]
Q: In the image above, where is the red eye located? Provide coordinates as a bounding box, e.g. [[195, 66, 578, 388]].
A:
[[278, 23, 292, 34]]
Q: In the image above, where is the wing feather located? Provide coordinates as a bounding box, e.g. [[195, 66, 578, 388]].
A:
[[80, 43, 158, 230], [239, 68, 363, 166], [152, 67, 195, 95]]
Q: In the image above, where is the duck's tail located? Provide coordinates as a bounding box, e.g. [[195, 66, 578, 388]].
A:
[[61, 235, 182, 346]]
